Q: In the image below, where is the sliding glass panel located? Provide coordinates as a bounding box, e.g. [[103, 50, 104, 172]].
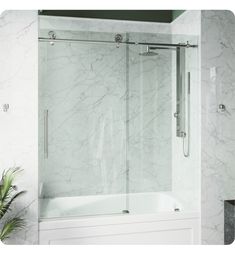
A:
[[39, 33, 128, 218]]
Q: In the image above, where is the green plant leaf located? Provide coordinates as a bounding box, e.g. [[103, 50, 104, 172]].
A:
[[0, 167, 26, 241], [0, 217, 25, 241], [0, 167, 22, 202], [0, 190, 26, 219]]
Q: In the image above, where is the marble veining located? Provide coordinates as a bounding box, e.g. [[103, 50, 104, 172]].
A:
[[201, 10, 235, 245], [0, 11, 38, 244]]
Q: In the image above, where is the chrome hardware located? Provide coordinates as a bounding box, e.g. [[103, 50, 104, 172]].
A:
[[176, 46, 186, 138], [174, 112, 179, 118], [12, 185, 18, 191], [182, 72, 191, 158], [48, 31, 56, 40], [180, 131, 186, 138], [3, 104, 9, 112], [115, 34, 123, 48], [48, 31, 56, 46], [218, 104, 226, 113], [122, 210, 129, 214], [139, 46, 159, 56], [174, 208, 180, 212], [115, 34, 123, 43], [176, 46, 190, 157], [38, 37, 197, 48]]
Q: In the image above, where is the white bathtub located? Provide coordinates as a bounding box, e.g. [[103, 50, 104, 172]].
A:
[[39, 192, 200, 244]]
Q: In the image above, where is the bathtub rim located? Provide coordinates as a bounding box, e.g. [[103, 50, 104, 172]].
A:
[[39, 210, 200, 231], [39, 191, 194, 220]]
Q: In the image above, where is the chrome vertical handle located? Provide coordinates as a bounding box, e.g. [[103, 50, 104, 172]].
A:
[[44, 109, 48, 159]]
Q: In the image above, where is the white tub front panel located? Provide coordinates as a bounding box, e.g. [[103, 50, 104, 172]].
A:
[[39, 215, 200, 244], [49, 228, 193, 245]]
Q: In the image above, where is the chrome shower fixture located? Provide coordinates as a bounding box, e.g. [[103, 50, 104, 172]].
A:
[[2, 104, 9, 112], [139, 46, 159, 56], [48, 31, 56, 46], [218, 104, 226, 113]]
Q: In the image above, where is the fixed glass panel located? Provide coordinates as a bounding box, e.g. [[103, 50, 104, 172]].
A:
[[39, 34, 128, 218], [127, 32, 198, 214], [128, 41, 173, 197]]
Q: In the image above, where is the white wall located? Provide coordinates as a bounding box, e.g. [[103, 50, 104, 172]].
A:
[[201, 10, 235, 245], [0, 11, 38, 244]]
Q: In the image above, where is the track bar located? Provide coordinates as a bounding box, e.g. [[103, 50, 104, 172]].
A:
[[38, 37, 197, 48]]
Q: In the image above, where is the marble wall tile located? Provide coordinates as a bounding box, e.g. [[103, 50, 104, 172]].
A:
[[39, 16, 171, 35], [171, 10, 201, 36], [201, 10, 235, 245], [0, 11, 38, 244]]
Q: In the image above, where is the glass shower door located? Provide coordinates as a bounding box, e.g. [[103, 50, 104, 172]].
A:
[[39, 33, 128, 218]]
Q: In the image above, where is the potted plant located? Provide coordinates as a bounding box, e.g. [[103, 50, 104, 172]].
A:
[[0, 167, 26, 243]]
